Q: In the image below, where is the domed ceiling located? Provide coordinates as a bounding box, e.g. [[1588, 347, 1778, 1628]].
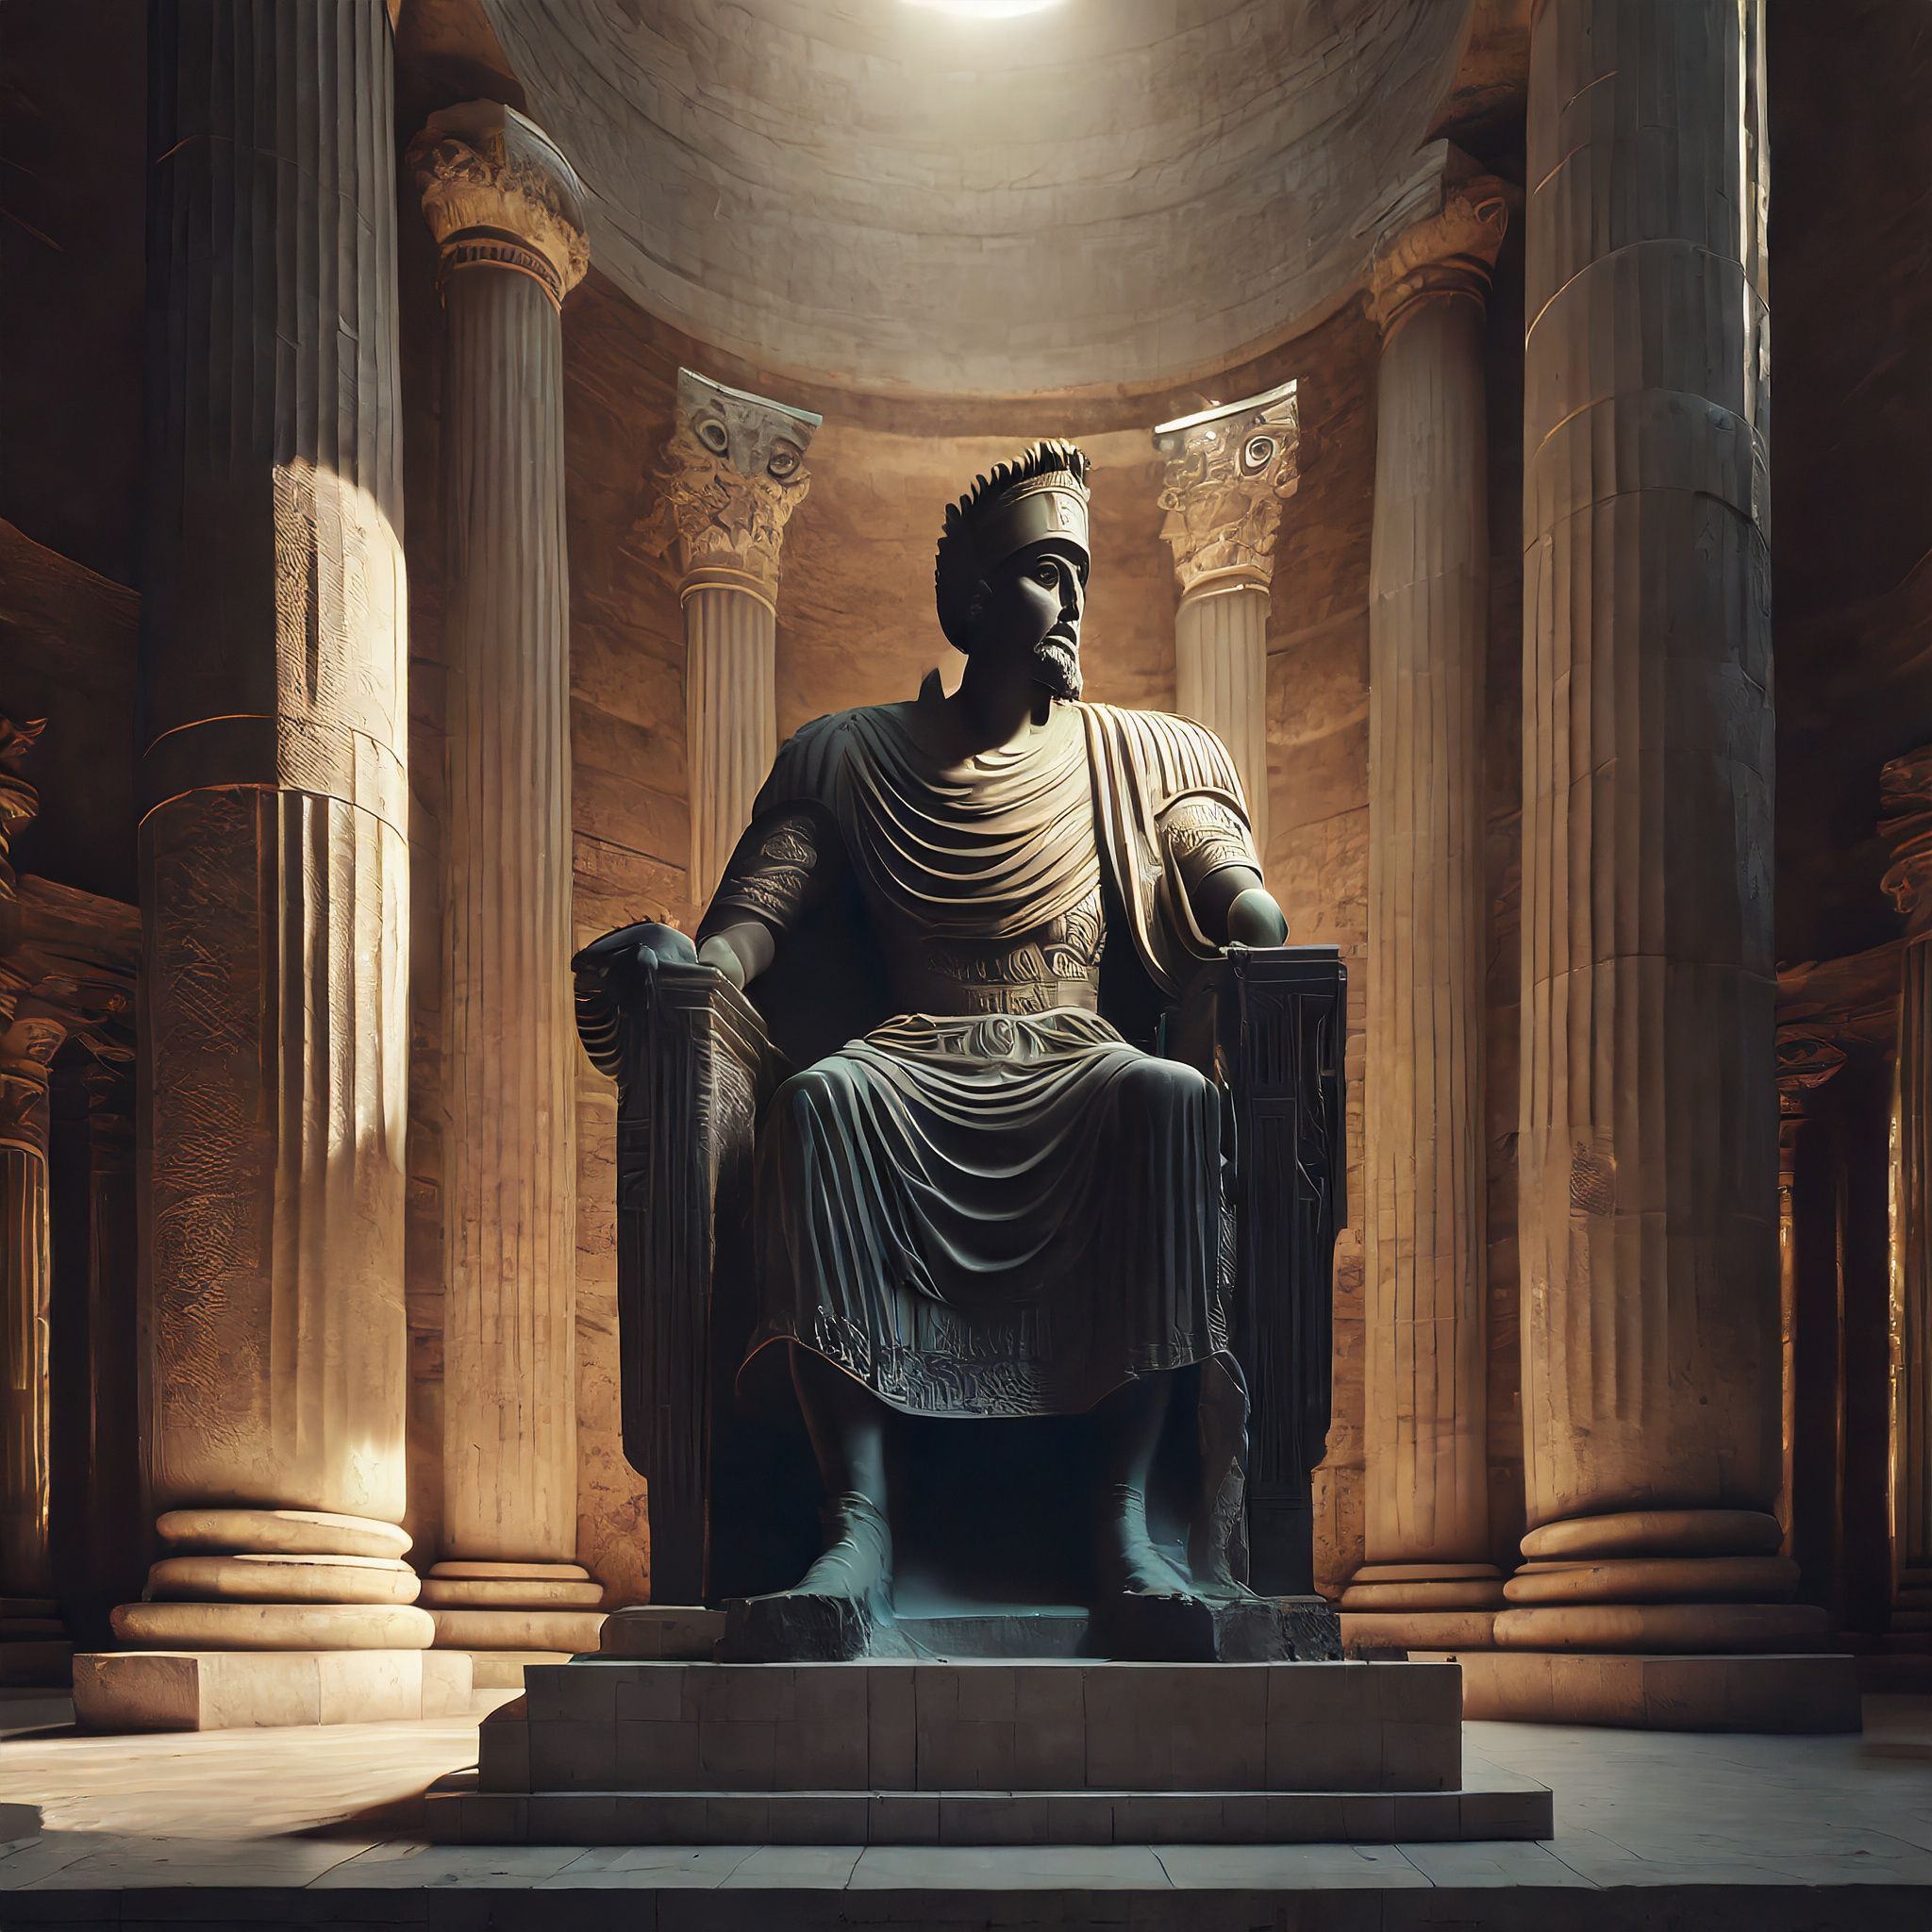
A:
[[482, 0, 1473, 399]]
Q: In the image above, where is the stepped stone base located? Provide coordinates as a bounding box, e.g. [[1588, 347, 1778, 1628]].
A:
[[427, 1655, 1553, 1845], [468, 1648, 574, 1690], [1427, 1649, 1862, 1732], [1343, 1609, 1499, 1654], [71, 1646, 474, 1732], [430, 1774, 1553, 1847]]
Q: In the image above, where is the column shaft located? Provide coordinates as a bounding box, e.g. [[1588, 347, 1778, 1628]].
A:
[[116, 0, 426, 1664], [686, 587, 778, 909], [0, 1076, 52, 1602], [1350, 290, 1493, 1632], [1501, 0, 1808, 1654], [409, 100, 603, 1658], [437, 264, 577, 1568], [1175, 587, 1271, 861], [1895, 932, 1932, 1623]]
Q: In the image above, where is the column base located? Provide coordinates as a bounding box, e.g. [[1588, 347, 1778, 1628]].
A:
[[424, 1560, 606, 1655], [0, 1599, 71, 1686], [1424, 1648, 1861, 1732], [1339, 1563, 1502, 1653], [71, 1647, 473, 1732]]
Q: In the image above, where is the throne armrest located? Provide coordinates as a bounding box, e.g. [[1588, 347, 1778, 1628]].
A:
[[575, 957, 791, 1604], [1169, 944, 1347, 1595]]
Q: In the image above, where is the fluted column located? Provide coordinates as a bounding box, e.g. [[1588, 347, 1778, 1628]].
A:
[[1500, 0, 1814, 1658], [1881, 748, 1932, 1640], [1341, 154, 1508, 1651], [651, 370, 820, 908], [1154, 383, 1301, 859], [0, 1024, 64, 1679], [408, 102, 602, 1658], [88, 2, 429, 1723]]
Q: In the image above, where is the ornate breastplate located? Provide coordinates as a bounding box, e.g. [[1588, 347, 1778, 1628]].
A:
[[897, 881, 1106, 1016]]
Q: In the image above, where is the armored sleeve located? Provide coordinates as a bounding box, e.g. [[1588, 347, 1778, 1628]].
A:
[[1158, 792, 1261, 907], [699, 803, 836, 941]]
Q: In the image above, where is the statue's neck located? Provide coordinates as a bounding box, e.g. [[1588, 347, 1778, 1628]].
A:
[[950, 649, 1055, 754]]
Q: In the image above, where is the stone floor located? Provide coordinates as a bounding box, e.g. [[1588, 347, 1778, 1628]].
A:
[[0, 1690, 1927, 1926]]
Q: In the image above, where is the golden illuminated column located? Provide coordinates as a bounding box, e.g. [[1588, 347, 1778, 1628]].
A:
[[408, 103, 603, 1659], [1500, 0, 1817, 1664], [1153, 382, 1301, 859], [81, 0, 433, 1730], [651, 370, 821, 908], [1341, 156, 1509, 1651], [1880, 747, 1932, 1640]]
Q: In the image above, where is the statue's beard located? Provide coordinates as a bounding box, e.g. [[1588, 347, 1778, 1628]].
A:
[[1031, 629, 1083, 701]]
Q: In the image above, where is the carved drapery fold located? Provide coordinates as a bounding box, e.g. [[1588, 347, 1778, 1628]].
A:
[[649, 370, 822, 907]]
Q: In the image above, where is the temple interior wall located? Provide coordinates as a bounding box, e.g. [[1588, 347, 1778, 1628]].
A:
[[1, 0, 1926, 1621]]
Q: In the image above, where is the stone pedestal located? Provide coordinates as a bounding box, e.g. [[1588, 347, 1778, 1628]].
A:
[[1342, 150, 1508, 1655], [427, 1657, 1552, 1847], [408, 102, 600, 1666], [1153, 383, 1301, 859], [1501, 0, 1847, 1724], [1880, 748, 1932, 1644], [78, 0, 425, 1731], [650, 370, 821, 908]]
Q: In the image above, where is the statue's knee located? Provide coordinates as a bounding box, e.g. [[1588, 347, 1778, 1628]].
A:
[[1117, 1054, 1212, 1117], [775, 1061, 858, 1133]]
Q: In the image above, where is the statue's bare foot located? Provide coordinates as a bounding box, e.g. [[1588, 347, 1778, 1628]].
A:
[[721, 1492, 897, 1661]]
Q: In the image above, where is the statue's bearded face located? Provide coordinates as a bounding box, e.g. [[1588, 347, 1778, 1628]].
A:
[[974, 540, 1089, 700]]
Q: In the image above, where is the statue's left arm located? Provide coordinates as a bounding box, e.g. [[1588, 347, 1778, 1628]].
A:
[[1159, 795, 1289, 948]]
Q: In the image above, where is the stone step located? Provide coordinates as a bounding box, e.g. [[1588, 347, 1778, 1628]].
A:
[[428, 1773, 1552, 1847], [489, 1657, 1461, 1797]]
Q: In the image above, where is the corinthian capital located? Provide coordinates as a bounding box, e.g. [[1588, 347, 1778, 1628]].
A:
[[1881, 745, 1932, 937], [1153, 379, 1301, 600], [648, 369, 823, 607], [409, 100, 589, 307], [1363, 142, 1511, 341]]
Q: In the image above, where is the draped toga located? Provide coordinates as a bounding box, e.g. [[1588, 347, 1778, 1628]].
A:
[[700, 675, 1263, 1421]]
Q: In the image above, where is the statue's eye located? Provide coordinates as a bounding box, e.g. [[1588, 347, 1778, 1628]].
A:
[[1035, 558, 1058, 584]]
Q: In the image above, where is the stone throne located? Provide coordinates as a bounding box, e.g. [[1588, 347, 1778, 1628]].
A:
[[576, 936, 1347, 1657]]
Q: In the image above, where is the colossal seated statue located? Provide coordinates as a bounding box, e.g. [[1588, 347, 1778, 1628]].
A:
[[576, 442, 1343, 1661]]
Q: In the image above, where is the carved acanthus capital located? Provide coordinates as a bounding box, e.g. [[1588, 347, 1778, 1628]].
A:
[[0, 717, 45, 899], [646, 369, 823, 607], [409, 100, 589, 308], [1880, 745, 1932, 937], [1153, 379, 1301, 601], [1363, 142, 1511, 341]]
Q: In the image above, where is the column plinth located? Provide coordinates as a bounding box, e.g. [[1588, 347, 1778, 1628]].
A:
[[1881, 748, 1932, 1643], [77, 0, 449, 1731], [650, 369, 820, 910], [1341, 150, 1509, 1654], [1492, 2, 1848, 1722], [1153, 382, 1300, 860], [408, 101, 600, 1668]]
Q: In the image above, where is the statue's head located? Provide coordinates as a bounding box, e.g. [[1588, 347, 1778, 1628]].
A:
[[934, 440, 1091, 701]]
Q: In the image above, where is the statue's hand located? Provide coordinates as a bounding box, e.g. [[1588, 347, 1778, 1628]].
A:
[[571, 921, 698, 982]]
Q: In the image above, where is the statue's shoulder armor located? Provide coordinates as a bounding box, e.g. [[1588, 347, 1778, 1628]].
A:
[[757, 708, 864, 814], [1076, 701, 1249, 820]]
